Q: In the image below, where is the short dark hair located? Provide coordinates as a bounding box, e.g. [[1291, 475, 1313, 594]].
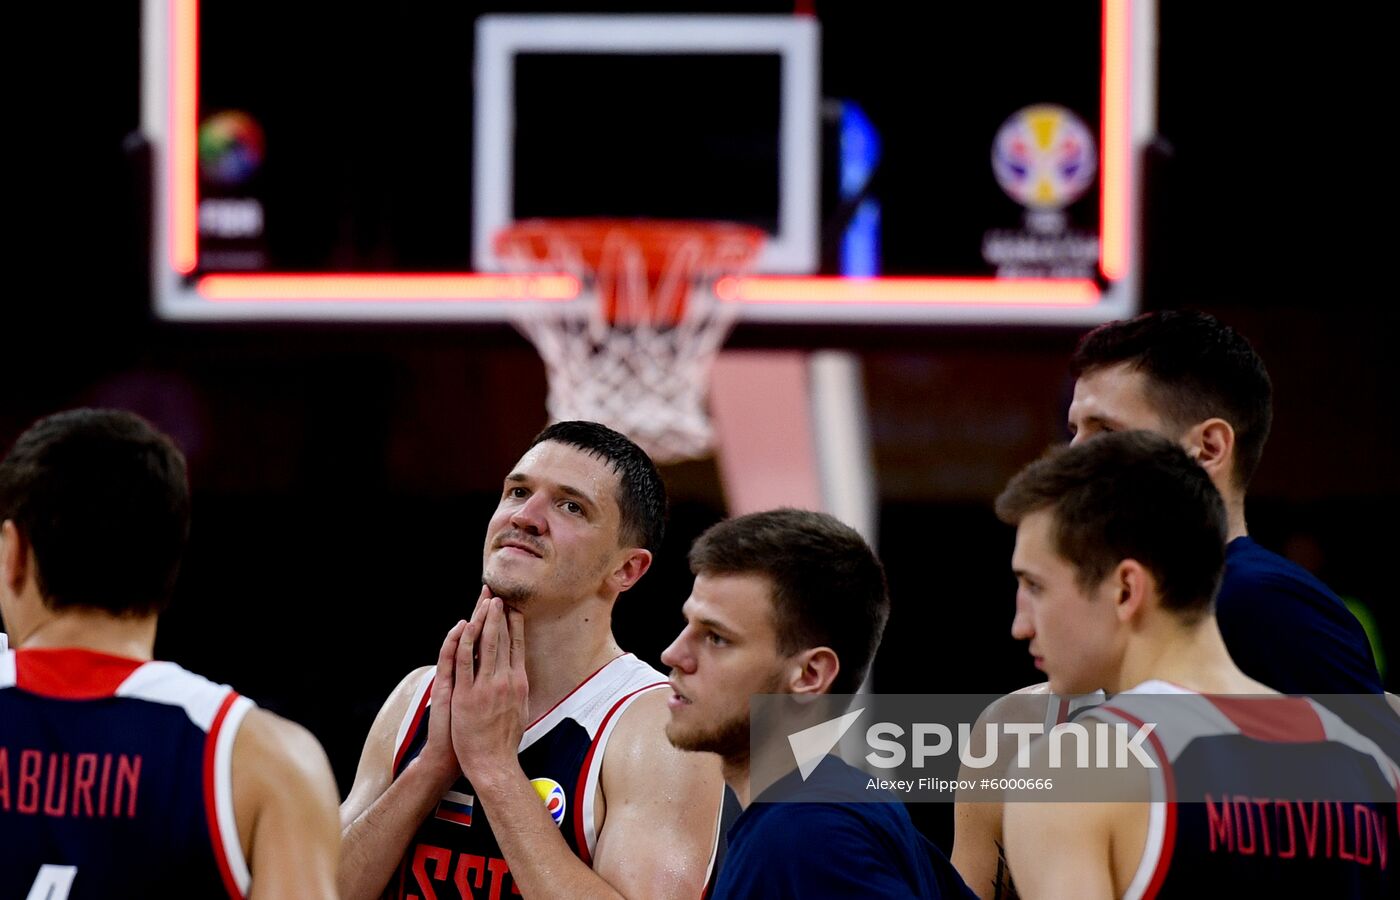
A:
[[530, 421, 667, 555], [689, 508, 889, 695], [1071, 310, 1273, 488], [0, 409, 191, 616], [995, 431, 1227, 623]]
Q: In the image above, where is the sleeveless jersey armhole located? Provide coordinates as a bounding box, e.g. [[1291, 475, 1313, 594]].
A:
[[205, 693, 255, 899]]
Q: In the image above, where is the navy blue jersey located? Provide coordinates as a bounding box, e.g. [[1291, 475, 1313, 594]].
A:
[[1218, 537, 1381, 695], [386, 653, 722, 900], [1094, 682, 1398, 899], [0, 647, 253, 900], [713, 755, 976, 899]]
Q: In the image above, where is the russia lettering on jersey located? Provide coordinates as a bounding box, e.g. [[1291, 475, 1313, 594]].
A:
[[386, 653, 709, 900], [0, 648, 254, 900], [1093, 681, 1398, 900]]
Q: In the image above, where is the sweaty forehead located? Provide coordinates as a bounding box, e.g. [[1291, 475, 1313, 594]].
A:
[[513, 441, 621, 500]]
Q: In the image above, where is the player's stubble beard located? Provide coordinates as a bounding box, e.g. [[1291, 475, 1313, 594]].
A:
[[487, 575, 536, 606], [667, 669, 787, 763], [483, 541, 616, 608]]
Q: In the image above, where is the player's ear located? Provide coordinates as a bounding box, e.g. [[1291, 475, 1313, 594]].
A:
[[0, 520, 30, 595], [1112, 559, 1152, 623], [606, 548, 653, 595], [1183, 418, 1235, 488], [788, 647, 840, 696]]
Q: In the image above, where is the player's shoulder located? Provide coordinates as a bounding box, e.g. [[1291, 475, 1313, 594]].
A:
[[602, 685, 674, 756], [232, 706, 337, 835], [238, 705, 321, 753], [397, 664, 436, 702], [585, 653, 670, 742], [372, 664, 435, 724], [352, 664, 435, 754], [399, 663, 436, 693], [974, 681, 1053, 727], [1220, 545, 1361, 654], [1223, 539, 1336, 601], [230, 705, 339, 881], [603, 652, 670, 693], [600, 685, 721, 792], [236, 706, 333, 782], [120, 657, 231, 700]]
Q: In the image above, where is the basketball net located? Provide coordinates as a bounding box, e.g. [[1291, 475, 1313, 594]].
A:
[[495, 219, 765, 464]]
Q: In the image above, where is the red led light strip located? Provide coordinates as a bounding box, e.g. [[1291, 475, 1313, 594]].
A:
[[170, 0, 199, 275], [197, 273, 578, 302], [715, 277, 1099, 307], [1100, 0, 1131, 281]]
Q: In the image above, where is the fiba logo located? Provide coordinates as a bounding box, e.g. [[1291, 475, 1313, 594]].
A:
[[531, 777, 567, 827], [199, 111, 266, 187], [991, 104, 1097, 210]]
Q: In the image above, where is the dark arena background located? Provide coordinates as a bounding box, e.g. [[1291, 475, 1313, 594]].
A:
[[7, 1, 1396, 855]]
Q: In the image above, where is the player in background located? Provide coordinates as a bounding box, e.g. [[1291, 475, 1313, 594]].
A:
[[953, 309, 1390, 898], [997, 431, 1395, 899], [1066, 309, 1379, 695], [0, 408, 340, 900]]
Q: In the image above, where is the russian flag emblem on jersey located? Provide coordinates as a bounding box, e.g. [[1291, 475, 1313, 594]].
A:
[[434, 791, 475, 827]]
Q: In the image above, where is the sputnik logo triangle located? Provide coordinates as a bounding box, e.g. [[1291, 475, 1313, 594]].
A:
[[786, 708, 865, 781]]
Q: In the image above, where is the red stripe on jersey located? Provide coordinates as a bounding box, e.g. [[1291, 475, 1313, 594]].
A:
[[393, 680, 435, 775], [1103, 705, 1177, 900], [1202, 696, 1326, 744], [15, 648, 144, 699], [527, 654, 628, 730], [572, 681, 669, 865], [203, 692, 244, 900]]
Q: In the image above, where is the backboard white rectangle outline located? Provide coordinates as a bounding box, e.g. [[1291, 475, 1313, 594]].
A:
[[472, 15, 821, 276]]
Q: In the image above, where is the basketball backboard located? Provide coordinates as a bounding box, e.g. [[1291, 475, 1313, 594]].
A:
[[143, 1, 1155, 327]]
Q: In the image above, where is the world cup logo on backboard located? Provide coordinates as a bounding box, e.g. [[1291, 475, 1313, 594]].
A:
[[991, 104, 1097, 210], [531, 777, 567, 826]]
